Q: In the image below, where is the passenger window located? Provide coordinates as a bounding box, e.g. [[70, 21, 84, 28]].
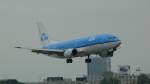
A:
[[88, 36, 95, 41]]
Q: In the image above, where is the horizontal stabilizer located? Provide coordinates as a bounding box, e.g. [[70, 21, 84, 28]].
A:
[[15, 46, 64, 56]]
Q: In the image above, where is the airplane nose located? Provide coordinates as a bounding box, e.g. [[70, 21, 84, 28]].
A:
[[116, 41, 121, 49], [112, 41, 121, 49]]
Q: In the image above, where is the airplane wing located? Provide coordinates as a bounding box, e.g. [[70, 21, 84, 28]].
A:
[[15, 47, 64, 56]]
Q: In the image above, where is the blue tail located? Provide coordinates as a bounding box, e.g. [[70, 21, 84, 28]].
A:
[[36, 22, 49, 46]]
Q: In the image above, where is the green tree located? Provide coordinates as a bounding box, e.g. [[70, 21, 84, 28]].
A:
[[137, 73, 150, 84], [101, 77, 121, 84], [0, 79, 24, 84]]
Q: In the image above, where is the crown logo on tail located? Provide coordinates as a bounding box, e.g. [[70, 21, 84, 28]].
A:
[[41, 33, 48, 41]]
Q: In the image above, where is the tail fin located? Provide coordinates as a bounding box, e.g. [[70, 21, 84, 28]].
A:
[[36, 22, 49, 46]]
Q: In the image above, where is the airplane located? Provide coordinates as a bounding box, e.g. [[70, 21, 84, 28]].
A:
[[15, 22, 121, 63]]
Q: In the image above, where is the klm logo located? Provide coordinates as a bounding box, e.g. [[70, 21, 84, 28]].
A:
[[41, 33, 48, 41]]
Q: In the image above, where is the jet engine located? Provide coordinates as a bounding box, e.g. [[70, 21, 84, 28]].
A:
[[64, 49, 78, 58]]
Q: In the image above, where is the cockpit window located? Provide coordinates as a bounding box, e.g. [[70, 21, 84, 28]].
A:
[[108, 36, 116, 40]]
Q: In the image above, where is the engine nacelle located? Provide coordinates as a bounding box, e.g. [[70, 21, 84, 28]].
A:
[[64, 49, 78, 58]]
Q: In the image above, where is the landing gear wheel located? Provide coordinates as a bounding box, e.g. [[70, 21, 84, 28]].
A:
[[85, 55, 91, 63], [108, 51, 114, 57], [85, 58, 91, 63], [66, 59, 73, 63], [113, 48, 117, 51]]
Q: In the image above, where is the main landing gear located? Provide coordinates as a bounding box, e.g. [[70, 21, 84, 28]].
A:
[[85, 55, 91, 63], [66, 55, 92, 63], [66, 58, 73, 63]]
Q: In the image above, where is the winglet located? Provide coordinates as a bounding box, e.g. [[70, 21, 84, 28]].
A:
[[15, 47, 22, 49], [14, 47, 31, 50]]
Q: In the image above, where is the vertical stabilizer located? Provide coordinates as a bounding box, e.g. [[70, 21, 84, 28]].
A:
[[36, 22, 49, 46]]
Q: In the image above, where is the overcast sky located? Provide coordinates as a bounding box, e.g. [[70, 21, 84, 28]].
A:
[[0, 0, 150, 82]]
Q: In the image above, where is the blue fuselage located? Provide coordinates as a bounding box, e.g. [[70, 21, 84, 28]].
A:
[[43, 34, 120, 50]]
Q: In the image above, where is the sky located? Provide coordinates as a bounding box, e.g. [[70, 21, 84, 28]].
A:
[[0, 0, 150, 82]]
